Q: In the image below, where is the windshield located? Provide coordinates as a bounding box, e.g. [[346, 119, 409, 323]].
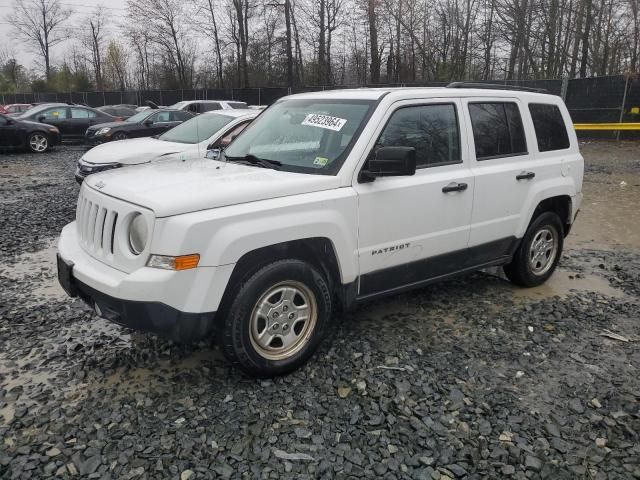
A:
[[223, 98, 375, 174], [158, 113, 234, 144], [125, 111, 153, 123], [169, 101, 189, 110]]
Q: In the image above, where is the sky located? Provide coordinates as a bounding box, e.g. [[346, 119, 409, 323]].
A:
[[0, 0, 128, 74]]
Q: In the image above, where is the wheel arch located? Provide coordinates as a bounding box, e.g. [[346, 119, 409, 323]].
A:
[[532, 195, 573, 236], [216, 237, 344, 321]]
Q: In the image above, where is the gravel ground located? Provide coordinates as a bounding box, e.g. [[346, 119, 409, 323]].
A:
[[0, 142, 639, 480]]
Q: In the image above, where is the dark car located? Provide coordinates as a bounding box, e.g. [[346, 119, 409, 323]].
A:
[[0, 113, 61, 153], [97, 105, 137, 120], [84, 109, 194, 145], [16, 104, 116, 142]]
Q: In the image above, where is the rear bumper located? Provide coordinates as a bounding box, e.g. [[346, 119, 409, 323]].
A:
[[58, 254, 215, 342]]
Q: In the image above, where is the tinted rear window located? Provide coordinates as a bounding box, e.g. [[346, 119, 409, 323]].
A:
[[469, 102, 527, 160], [228, 102, 248, 109], [528, 103, 570, 152]]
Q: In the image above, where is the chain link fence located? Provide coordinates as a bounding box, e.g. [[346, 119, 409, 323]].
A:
[[2, 75, 639, 126]]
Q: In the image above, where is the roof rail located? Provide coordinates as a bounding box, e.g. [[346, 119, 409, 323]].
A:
[[446, 81, 548, 93]]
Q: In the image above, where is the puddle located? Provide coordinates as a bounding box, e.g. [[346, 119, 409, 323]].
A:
[[513, 268, 627, 301], [569, 174, 640, 250], [0, 238, 66, 301]]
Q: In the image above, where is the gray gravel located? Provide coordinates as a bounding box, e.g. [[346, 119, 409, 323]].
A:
[[0, 144, 639, 479]]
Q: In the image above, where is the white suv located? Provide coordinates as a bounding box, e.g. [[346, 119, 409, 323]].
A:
[[57, 85, 583, 377]]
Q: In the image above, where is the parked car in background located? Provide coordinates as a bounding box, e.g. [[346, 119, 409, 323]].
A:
[[97, 105, 137, 120], [58, 85, 583, 377], [76, 109, 257, 182], [2, 104, 34, 116], [84, 108, 194, 146], [0, 112, 61, 152], [17, 104, 116, 142], [168, 100, 248, 114]]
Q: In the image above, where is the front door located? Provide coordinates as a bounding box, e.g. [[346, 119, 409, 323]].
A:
[[353, 99, 475, 298], [38, 107, 70, 136], [0, 116, 21, 147]]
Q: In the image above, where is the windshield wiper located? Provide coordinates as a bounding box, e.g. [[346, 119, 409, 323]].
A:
[[225, 154, 282, 170]]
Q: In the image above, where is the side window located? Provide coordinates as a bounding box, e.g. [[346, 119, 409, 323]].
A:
[[376, 103, 461, 168], [228, 102, 248, 109], [151, 112, 171, 123], [42, 107, 68, 119], [528, 103, 570, 152], [204, 103, 221, 111], [172, 111, 192, 121], [71, 108, 96, 119], [468, 102, 527, 160], [187, 103, 201, 113]]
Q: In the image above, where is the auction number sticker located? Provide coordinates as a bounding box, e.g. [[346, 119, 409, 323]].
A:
[[302, 113, 347, 132]]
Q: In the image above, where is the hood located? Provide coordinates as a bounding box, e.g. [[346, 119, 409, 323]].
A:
[[82, 137, 195, 166], [84, 158, 341, 217], [88, 120, 127, 130]]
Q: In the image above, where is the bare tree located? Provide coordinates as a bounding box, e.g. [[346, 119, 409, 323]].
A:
[[7, 0, 72, 80], [127, 0, 195, 88]]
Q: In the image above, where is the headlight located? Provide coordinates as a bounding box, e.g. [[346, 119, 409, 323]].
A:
[[96, 127, 111, 136], [128, 213, 148, 255]]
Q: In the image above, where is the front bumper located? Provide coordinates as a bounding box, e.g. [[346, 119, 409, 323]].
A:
[[56, 223, 229, 342], [84, 130, 111, 146]]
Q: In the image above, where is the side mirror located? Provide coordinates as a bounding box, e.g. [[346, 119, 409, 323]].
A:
[[206, 148, 220, 160], [359, 146, 416, 182], [37, 115, 46, 123], [144, 119, 153, 126]]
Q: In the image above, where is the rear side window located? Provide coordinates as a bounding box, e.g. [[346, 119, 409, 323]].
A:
[[469, 102, 527, 160], [528, 103, 570, 152], [71, 108, 96, 119], [203, 103, 221, 111], [171, 111, 192, 121], [228, 102, 248, 109], [377, 103, 461, 168]]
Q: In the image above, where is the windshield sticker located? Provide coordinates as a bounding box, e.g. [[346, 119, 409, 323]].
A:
[[302, 114, 347, 132], [313, 156, 329, 167]]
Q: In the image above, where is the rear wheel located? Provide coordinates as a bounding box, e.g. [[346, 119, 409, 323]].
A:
[[27, 132, 49, 153], [504, 211, 564, 287], [219, 259, 332, 377], [113, 132, 127, 141]]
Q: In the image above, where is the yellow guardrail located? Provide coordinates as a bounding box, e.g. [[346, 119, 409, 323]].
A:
[[574, 123, 640, 131]]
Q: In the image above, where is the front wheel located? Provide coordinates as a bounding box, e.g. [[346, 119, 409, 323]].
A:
[[219, 259, 332, 377], [504, 211, 564, 287], [27, 132, 49, 153], [113, 132, 128, 141]]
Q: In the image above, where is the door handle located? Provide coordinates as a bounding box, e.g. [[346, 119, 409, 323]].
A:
[[516, 171, 535, 180], [442, 182, 468, 193]]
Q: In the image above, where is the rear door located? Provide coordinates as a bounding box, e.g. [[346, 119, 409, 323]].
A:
[[353, 99, 475, 297], [68, 107, 99, 138], [463, 97, 560, 253]]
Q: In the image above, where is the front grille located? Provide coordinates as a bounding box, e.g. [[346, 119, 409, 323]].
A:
[[76, 191, 119, 256], [74, 185, 154, 273]]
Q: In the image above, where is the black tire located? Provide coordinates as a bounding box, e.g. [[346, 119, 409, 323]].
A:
[[113, 132, 128, 141], [219, 259, 332, 377], [26, 132, 49, 153], [504, 211, 564, 287]]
